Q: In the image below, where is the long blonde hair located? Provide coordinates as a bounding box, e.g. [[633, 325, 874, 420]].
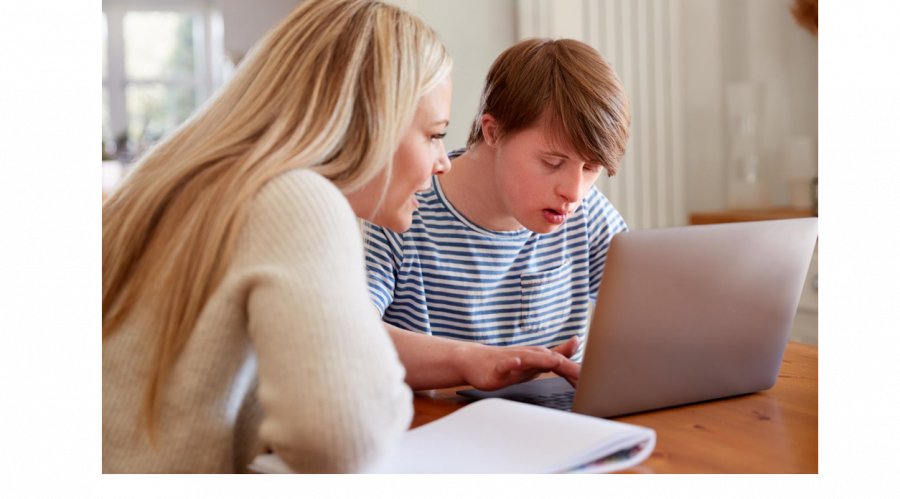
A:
[[102, 0, 452, 436]]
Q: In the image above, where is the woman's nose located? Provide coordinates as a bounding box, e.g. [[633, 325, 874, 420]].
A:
[[433, 145, 451, 175]]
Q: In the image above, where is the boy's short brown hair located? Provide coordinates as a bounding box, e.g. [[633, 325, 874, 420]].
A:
[[466, 38, 630, 176]]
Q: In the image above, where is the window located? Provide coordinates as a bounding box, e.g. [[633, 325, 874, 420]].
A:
[[102, 13, 111, 143], [122, 11, 199, 148], [102, 2, 223, 159]]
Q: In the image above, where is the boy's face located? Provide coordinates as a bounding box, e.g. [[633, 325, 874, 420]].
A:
[[492, 122, 604, 234]]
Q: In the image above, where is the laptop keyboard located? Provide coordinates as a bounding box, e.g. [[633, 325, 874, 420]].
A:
[[518, 391, 575, 411]]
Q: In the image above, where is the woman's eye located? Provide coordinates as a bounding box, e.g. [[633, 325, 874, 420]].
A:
[[431, 132, 447, 141]]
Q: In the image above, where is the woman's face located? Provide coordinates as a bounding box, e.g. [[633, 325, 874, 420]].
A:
[[349, 76, 452, 233]]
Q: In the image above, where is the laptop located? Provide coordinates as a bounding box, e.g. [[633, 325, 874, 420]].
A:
[[457, 218, 818, 418]]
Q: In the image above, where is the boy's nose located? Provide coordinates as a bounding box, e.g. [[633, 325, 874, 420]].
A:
[[556, 170, 582, 203]]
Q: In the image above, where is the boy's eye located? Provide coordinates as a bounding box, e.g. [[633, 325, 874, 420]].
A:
[[584, 164, 601, 173], [543, 160, 563, 169]]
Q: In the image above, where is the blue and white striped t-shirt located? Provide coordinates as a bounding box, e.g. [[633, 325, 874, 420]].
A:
[[363, 149, 627, 361]]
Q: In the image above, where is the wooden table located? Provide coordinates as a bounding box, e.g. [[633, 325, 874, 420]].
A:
[[689, 207, 815, 226], [411, 342, 817, 473]]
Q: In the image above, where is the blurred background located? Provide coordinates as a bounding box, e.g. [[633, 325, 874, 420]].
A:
[[101, 0, 817, 344]]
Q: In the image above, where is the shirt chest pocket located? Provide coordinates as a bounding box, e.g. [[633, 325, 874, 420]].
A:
[[519, 260, 573, 332]]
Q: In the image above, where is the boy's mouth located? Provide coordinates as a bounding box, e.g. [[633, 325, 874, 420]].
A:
[[541, 208, 568, 225]]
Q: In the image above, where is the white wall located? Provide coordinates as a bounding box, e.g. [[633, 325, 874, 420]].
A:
[[395, 0, 518, 150], [682, 0, 818, 211], [216, 0, 517, 150], [512, 0, 817, 220], [411, 0, 818, 217], [113, 0, 816, 216], [214, 0, 300, 60], [681, 0, 727, 212], [745, 0, 818, 205]]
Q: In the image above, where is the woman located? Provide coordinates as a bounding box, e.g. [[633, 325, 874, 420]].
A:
[[102, 0, 452, 473]]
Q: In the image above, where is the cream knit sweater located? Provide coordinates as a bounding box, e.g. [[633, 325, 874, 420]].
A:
[[102, 169, 413, 473]]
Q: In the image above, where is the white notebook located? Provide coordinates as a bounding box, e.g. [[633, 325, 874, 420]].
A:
[[249, 398, 656, 474]]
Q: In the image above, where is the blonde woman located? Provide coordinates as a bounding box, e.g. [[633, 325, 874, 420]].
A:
[[102, 0, 452, 473]]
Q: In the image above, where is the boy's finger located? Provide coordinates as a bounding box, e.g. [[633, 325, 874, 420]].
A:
[[552, 356, 581, 384], [550, 336, 579, 358]]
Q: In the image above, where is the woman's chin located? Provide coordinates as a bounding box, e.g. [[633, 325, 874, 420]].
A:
[[379, 215, 412, 234]]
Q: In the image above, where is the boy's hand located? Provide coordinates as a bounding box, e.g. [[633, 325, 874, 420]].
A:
[[457, 336, 581, 392]]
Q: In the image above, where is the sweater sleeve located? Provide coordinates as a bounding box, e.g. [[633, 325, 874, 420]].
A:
[[232, 169, 412, 473]]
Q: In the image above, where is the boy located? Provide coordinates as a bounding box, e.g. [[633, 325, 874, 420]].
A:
[[364, 38, 630, 392]]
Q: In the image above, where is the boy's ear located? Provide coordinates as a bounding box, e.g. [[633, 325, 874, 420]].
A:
[[481, 114, 499, 147]]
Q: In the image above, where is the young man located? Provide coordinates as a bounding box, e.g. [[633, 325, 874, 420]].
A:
[[364, 38, 630, 392]]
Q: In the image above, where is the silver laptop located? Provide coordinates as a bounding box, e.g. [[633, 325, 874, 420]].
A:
[[458, 218, 818, 418]]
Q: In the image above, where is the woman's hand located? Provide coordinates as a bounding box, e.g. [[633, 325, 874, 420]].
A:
[[455, 336, 581, 392]]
